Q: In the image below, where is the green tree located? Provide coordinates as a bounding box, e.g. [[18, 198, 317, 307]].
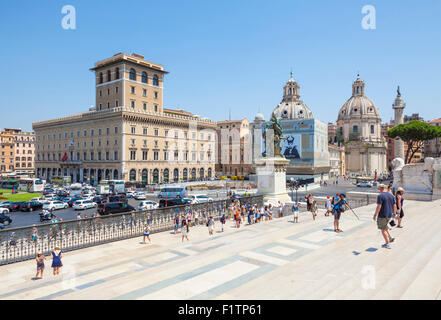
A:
[[387, 120, 441, 164]]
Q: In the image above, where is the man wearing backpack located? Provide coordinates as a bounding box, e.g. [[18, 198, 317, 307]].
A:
[[333, 194, 348, 233]]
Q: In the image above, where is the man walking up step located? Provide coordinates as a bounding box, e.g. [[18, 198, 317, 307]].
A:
[[373, 184, 397, 249]]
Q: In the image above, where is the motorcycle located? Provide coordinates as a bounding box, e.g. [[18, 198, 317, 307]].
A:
[[39, 211, 57, 222]]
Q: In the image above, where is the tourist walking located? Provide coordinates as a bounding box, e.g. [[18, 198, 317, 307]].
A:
[[186, 209, 192, 228], [194, 210, 199, 226], [142, 224, 151, 244], [373, 184, 397, 249], [292, 201, 299, 223], [235, 207, 241, 229], [35, 252, 45, 280], [31, 226, 38, 244], [8, 231, 16, 248], [325, 196, 332, 216], [51, 247, 63, 275], [278, 201, 284, 218], [174, 214, 180, 234], [220, 214, 226, 232], [396, 187, 405, 228], [207, 216, 215, 235], [332, 194, 349, 232], [181, 218, 189, 242], [311, 200, 318, 221]]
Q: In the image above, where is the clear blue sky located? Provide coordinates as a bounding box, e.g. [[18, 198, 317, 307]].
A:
[[1, 0, 440, 131]]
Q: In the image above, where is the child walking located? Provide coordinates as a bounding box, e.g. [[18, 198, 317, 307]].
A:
[[143, 224, 151, 244]]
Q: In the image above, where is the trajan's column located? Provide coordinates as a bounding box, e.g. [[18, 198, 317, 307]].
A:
[[392, 86, 406, 160]]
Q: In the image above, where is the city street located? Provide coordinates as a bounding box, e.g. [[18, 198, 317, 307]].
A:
[[3, 189, 232, 229]]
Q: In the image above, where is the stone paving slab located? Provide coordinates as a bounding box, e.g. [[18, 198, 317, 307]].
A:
[[0, 199, 440, 300]]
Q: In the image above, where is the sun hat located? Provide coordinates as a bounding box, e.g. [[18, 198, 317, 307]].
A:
[[397, 187, 404, 192], [378, 183, 387, 189]]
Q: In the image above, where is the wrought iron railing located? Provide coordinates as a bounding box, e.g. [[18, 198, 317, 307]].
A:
[[0, 196, 263, 265]]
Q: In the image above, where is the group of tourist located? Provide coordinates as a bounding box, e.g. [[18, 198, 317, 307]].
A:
[[29, 183, 406, 280]]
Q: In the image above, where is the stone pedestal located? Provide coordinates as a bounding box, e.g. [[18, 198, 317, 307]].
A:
[[256, 156, 291, 203]]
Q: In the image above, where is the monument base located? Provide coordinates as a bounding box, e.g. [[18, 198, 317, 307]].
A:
[[255, 156, 291, 203]]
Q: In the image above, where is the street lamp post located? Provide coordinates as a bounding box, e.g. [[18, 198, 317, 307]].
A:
[[289, 177, 299, 202]]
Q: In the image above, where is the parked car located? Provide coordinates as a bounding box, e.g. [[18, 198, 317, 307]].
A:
[[356, 182, 373, 188], [56, 190, 69, 197], [158, 198, 191, 208], [73, 199, 97, 210], [43, 188, 54, 195], [188, 194, 213, 204], [43, 200, 68, 211], [138, 200, 159, 211], [0, 213, 12, 226], [107, 195, 128, 203], [134, 192, 147, 200], [98, 202, 135, 215], [30, 197, 44, 203], [19, 201, 43, 212], [43, 194, 56, 201], [92, 196, 106, 205], [0, 206, 9, 214], [7, 202, 26, 212], [67, 196, 83, 207], [126, 191, 136, 198]]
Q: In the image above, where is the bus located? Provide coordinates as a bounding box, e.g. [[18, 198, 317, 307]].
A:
[[158, 186, 187, 199], [97, 180, 110, 195], [70, 183, 83, 197], [18, 178, 45, 193], [108, 180, 125, 194]]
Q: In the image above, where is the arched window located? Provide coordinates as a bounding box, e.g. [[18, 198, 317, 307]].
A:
[[199, 168, 204, 179], [208, 168, 212, 178], [115, 68, 120, 79], [163, 168, 169, 183], [129, 68, 136, 81], [107, 70, 112, 82], [153, 169, 159, 183], [183, 168, 188, 181], [141, 72, 148, 83], [173, 168, 179, 182], [142, 169, 148, 183], [129, 169, 136, 181], [113, 169, 119, 179], [99, 72, 103, 84], [153, 74, 159, 86], [105, 169, 111, 180], [191, 168, 196, 181]]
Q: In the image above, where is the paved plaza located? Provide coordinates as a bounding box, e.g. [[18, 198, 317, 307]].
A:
[[1, 199, 440, 300]]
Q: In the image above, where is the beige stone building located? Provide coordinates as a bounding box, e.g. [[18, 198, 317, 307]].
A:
[[33, 53, 216, 184], [13, 130, 35, 175], [0, 129, 16, 174], [215, 118, 253, 178], [328, 144, 345, 177]]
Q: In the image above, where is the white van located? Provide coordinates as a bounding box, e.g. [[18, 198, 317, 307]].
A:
[[157, 186, 187, 199]]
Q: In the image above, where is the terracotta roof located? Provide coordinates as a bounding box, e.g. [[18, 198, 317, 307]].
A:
[[429, 118, 441, 124]]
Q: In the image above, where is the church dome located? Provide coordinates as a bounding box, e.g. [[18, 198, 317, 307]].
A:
[[254, 112, 265, 121], [272, 72, 314, 120], [337, 76, 381, 121]]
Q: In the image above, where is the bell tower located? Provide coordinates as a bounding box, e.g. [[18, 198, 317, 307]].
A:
[[282, 71, 300, 102]]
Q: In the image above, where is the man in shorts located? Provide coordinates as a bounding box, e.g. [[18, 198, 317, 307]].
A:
[[373, 184, 397, 249]]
